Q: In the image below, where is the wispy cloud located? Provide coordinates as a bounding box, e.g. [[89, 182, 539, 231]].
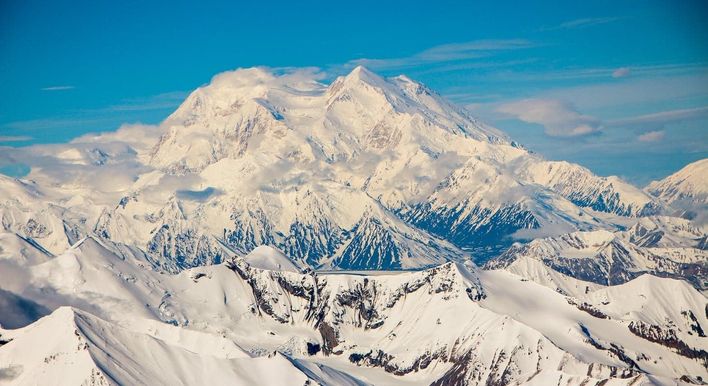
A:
[[610, 106, 708, 126], [0, 91, 186, 142], [2, 117, 115, 132], [0, 135, 32, 142], [533, 70, 708, 112], [40, 86, 75, 91], [412, 58, 539, 77], [497, 98, 602, 137], [347, 39, 536, 71], [637, 130, 665, 142], [541, 17, 622, 31], [91, 91, 187, 113], [472, 63, 706, 83]]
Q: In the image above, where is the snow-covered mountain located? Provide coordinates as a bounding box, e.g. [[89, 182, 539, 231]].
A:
[[1, 66, 706, 384], [0, 175, 87, 256], [0, 66, 668, 272], [647, 159, 708, 222], [485, 216, 707, 291], [2, 57, 708, 386], [0, 306, 365, 386], [0, 238, 705, 385]]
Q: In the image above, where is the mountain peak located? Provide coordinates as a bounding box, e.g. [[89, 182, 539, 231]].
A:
[[98, 65, 668, 274], [346, 65, 378, 80], [331, 65, 388, 92]]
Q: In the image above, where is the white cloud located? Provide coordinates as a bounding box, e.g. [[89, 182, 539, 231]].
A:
[[612, 67, 631, 78], [72, 122, 165, 153], [40, 86, 75, 91], [201, 67, 327, 100], [637, 130, 665, 142], [496, 98, 602, 137]]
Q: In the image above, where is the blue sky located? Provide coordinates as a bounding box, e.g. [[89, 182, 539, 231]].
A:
[[1, 0, 707, 185]]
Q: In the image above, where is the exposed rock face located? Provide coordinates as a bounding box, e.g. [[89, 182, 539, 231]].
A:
[[628, 321, 708, 366], [217, 258, 704, 385]]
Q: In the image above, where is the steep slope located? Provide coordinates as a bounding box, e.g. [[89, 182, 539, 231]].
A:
[[626, 216, 706, 248], [647, 158, 708, 220], [486, 216, 707, 290]]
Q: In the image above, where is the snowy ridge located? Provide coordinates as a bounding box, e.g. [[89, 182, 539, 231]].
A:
[[0, 306, 365, 386], [0, 238, 706, 385], [241, 245, 304, 272], [485, 216, 708, 290], [521, 160, 660, 217], [647, 158, 708, 221]]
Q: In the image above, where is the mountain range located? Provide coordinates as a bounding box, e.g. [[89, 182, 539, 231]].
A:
[[0, 66, 706, 385]]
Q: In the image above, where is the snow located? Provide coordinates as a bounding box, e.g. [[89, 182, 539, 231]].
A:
[[0, 66, 672, 271], [242, 245, 303, 272], [0, 232, 53, 266], [0, 307, 362, 386], [486, 218, 707, 290], [1, 237, 705, 384], [647, 158, 708, 205], [0, 66, 705, 385]]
